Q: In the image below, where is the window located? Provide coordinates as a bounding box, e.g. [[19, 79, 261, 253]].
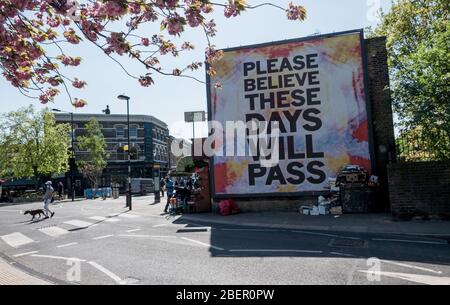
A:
[[129, 125, 138, 139], [116, 126, 125, 138]]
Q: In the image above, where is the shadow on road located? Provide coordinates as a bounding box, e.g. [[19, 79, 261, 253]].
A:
[[173, 215, 450, 267]]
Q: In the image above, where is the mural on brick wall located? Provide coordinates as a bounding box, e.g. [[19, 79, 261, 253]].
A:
[[208, 30, 372, 197]]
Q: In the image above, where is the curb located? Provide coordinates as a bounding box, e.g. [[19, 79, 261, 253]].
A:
[[0, 199, 85, 208], [0, 253, 60, 285], [178, 214, 450, 240]]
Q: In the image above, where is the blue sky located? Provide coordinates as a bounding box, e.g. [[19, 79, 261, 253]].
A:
[[1, 0, 392, 139]]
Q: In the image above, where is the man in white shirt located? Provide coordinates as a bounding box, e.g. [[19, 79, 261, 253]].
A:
[[43, 181, 55, 219]]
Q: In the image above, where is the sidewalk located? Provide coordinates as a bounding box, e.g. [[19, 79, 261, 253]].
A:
[[132, 196, 450, 238], [0, 258, 51, 285]]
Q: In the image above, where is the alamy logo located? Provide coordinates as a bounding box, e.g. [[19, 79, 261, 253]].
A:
[[66, 258, 81, 282], [66, 1, 81, 22], [366, 257, 381, 282], [51, 0, 81, 22]]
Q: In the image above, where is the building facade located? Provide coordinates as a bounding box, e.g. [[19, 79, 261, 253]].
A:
[[55, 112, 169, 192], [167, 136, 192, 172]]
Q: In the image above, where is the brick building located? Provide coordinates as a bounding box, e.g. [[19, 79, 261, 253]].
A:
[[55, 112, 169, 192]]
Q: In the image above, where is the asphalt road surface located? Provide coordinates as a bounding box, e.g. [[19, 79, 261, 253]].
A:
[[1, 196, 449, 285]]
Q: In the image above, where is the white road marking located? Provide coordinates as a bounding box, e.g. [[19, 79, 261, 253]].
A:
[[90, 216, 106, 221], [180, 237, 224, 251], [229, 249, 323, 254], [125, 229, 141, 233], [13, 251, 38, 257], [150, 236, 178, 238], [292, 230, 361, 240], [380, 260, 443, 274], [152, 224, 168, 228], [31, 254, 85, 262], [118, 234, 177, 238], [39, 226, 69, 237], [93, 235, 114, 240], [64, 220, 93, 228], [1, 232, 34, 248], [330, 252, 357, 257], [118, 213, 139, 218], [88, 261, 122, 283], [118, 234, 151, 238], [105, 218, 120, 223], [371, 238, 447, 245], [57, 242, 78, 248], [358, 270, 450, 285]]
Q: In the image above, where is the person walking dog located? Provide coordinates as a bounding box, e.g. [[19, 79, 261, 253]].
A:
[[43, 181, 55, 219]]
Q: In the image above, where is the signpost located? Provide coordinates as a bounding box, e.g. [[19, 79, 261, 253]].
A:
[[154, 164, 160, 203]]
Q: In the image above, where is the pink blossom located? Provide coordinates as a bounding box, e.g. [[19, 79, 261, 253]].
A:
[[141, 38, 150, 46], [106, 32, 130, 55], [72, 78, 86, 89], [286, 3, 307, 21], [185, 8, 202, 27], [72, 98, 87, 108], [63, 28, 80, 44], [139, 75, 154, 87], [162, 16, 185, 36], [47, 76, 62, 86], [224, 2, 238, 18]]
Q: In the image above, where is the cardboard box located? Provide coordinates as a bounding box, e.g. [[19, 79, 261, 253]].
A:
[[330, 206, 343, 215]]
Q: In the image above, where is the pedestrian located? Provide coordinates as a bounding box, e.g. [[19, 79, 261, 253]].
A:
[[160, 177, 165, 197], [163, 177, 174, 213], [57, 181, 64, 200], [43, 181, 55, 219]]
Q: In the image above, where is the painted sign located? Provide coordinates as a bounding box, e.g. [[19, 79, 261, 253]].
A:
[[207, 30, 372, 197]]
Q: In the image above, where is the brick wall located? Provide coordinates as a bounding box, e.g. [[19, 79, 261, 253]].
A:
[[364, 37, 396, 211], [388, 162, 450, 220]]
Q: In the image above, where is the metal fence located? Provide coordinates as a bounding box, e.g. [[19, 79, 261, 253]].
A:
[[395, 129, 450, 162]]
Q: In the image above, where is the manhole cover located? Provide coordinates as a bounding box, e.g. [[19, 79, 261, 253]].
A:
[[119, 277, 140, 285], [328, 238, 368, 248]]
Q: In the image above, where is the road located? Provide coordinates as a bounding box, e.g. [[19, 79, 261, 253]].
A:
[[0, 196, 449, 285]]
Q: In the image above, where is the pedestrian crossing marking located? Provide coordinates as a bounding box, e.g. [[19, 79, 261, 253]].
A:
[[57, 242, 78, 248], [64, 220, 92, 228], [90, 216, 120, 223], [90, 216, 106, 221], [105, 218, 120, 223], [118, 214, 140, 218], [39, 226, 69, 237], [1, 232, 34, 248]]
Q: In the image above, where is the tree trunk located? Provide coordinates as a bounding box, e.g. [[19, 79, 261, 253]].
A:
[[33, 166, 39, 191]]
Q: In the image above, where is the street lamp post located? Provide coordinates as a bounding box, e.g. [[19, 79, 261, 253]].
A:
[[52, 108, 75, 202], [117, 94, 132, 211]]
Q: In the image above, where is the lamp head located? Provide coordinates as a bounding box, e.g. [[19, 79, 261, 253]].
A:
[[117, 94, 130, 101]]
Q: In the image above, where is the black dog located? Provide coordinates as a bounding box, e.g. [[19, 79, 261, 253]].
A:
[[24, 209, 46, 221]]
